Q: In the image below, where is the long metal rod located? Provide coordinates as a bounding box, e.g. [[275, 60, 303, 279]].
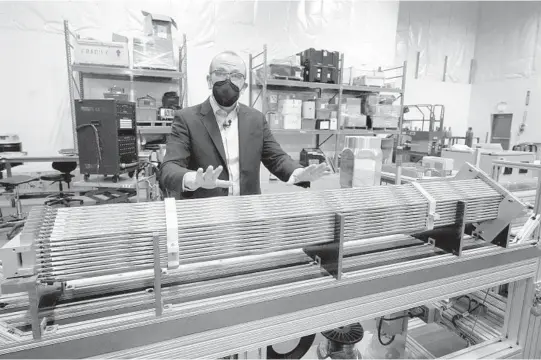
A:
[[396, 61, 408, 185], [248, 53, 253, 107], [262, 44, 268, 115], [333, 52, 345, 169], [64, 20, 78, 153]]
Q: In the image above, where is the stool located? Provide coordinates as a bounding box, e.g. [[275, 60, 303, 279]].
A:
[[0, 175, 38, 239], [40, 162, 83, 207]]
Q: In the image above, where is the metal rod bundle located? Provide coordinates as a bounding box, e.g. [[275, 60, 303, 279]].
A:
[[20, 179, 504, 282]]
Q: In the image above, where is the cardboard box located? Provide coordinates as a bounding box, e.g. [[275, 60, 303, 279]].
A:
[[267, 113, 283, 129], [301, 119, 316, 130], [344, 114, 367, 128], [74, 34, 129, 67], [372, 116, 398, 128], [278, 99, 302, 115], [345, 98, 361, 115], [283, 114, 302, 129], [302, 101, 316, 119], [134, 11, 178, 70], [316, 109, 332, 120]]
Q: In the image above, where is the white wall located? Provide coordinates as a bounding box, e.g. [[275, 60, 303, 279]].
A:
[[395, 1, 479, 135], [0, 0, 399, 156], [468, 1, 541, 145]]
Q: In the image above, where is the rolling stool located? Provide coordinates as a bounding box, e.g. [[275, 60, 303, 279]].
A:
[[0, 175, 38, 239], [41, 162, 83, 207]]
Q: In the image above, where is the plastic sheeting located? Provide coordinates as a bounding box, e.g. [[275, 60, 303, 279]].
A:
[[468, 2, 541, 146], [0, 0, 399, 156], [474, 1, 541, 82], [395, 1, 478, 83]]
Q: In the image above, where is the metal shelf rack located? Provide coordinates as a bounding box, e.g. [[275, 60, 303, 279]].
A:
[[248, 44, 406, 167], [63, 20, 188, 151]]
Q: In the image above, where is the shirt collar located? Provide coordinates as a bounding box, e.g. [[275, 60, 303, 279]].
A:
[[209, 95, 239, 118]]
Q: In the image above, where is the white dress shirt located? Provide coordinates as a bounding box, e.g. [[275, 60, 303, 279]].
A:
[[182, 97, 304, 195], [209, 96, 240, 196], [181, 97, 240, 195]]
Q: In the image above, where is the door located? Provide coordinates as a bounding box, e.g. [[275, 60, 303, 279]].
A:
[[491, 113, 513, 150]]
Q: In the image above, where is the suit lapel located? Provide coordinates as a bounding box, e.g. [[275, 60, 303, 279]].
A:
[[199, 99, 227, 166]]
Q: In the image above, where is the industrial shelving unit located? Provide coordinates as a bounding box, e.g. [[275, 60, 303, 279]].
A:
[[63, 20, 188, 151], [248, 45, 407, 166]]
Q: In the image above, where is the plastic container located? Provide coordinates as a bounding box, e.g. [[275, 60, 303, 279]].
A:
[[341, 136, 383, 187]]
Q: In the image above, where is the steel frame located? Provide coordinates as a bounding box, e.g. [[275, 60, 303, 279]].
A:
[[247, 45, 407, 171], [0, 243, 539, 359], [63, 21, 189, 153]]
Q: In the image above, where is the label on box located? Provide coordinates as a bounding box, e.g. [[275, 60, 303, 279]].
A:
[[156, 25, 168, 39]]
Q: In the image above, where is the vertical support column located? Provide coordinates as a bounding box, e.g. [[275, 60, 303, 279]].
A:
[[180, 34, 188, 108], [443, 56, 448, 82], [153, 233, 163, 317], [504, 280, 528, 344], [303, 213, 345, 279], [333, 53, 345, 169], [396, 60, 408, 186], [28, 285, 42, 340], [64, 20, 78, 153], [262, 45, 268, 115], [249, 53, 253, 107]]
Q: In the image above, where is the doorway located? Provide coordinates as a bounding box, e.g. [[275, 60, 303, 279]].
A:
[[490, 113, 513, 150]]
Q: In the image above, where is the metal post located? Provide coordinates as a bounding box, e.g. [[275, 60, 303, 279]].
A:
[[262, 45, 268, 115], [64, 20, 78, 153], [153, 234, 163, 316], [396, 61, 408, 185], [249, 53, 253, 107], [443, 56, 448, 82], [333, 53, 345, 169], [182, 34, 188, 107], [534, 172, 541, 241]]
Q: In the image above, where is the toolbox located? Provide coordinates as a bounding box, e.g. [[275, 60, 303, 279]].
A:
[[300, 48, 339, 68], [304, 63, 339, 83]]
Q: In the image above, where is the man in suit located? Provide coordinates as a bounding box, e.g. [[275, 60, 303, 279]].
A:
[[160, 51, 327, 199]]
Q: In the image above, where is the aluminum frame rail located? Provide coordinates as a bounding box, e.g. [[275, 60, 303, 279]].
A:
[[0, 243, 539, 359]]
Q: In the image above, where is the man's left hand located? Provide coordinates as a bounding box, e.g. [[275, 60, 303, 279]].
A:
[[287, 163, 328, 185]]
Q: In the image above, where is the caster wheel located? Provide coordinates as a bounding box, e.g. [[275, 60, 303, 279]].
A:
[[84, 174, 90, 181], [112, 175, 119, 183], [128, 171, 135, 178]]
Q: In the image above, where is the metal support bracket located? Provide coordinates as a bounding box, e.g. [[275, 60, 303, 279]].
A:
[[455, 163, 526, 246], [411, 182, 440, 230], [413, 200, 467, 256], [303, 213, 345, 280], [164, 198, 179, 269]]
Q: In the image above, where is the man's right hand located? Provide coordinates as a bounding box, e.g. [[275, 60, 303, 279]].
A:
[[183, 165, 232, 191]]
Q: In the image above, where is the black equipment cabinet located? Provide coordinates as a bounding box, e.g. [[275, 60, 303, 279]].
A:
[[75, 99, 138, 183]]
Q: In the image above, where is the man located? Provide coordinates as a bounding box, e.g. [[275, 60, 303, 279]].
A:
[[160, 51, 327, 199]]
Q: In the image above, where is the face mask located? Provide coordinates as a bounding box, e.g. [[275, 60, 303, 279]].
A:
[[212, 79, 240, 107]]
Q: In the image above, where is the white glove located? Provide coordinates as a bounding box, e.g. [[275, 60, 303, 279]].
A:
[[183, 165, 232, 191], [287, 163, 328, 185]]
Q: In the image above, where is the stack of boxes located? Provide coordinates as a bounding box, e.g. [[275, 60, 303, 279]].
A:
[[73, 11, 177, 71], [343, 98, 367, 128], [300, 48, 340, 84], [278, 99, 302, 129]]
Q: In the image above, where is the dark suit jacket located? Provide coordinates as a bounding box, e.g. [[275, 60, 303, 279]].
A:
[[160, 99, 307, 199]]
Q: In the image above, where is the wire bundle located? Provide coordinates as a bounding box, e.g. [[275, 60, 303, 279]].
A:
[[20, 179, 504, 282]]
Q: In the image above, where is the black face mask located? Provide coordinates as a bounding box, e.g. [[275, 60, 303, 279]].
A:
[[212, 79, 240, 107]]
